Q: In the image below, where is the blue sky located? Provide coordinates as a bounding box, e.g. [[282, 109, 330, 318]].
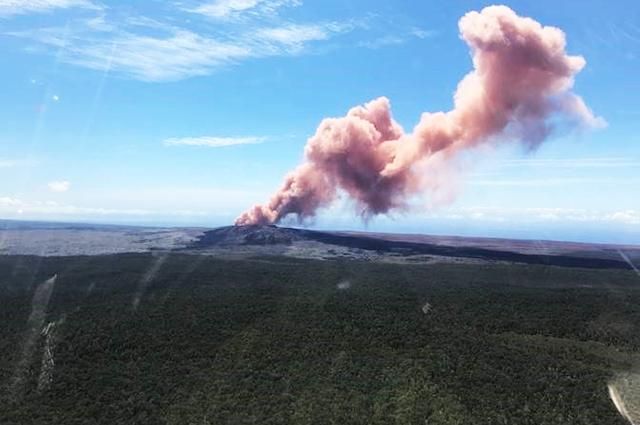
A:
[[1, 0, 639, 243]]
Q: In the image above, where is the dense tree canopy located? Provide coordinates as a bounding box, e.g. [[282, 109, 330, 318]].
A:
[[1, 254, 637, 424]]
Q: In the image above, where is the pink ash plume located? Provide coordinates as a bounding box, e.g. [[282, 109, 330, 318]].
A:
[[236, 5, 603, 226]]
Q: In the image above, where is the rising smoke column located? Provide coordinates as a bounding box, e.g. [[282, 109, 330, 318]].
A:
[[236, 5, 604, 226]]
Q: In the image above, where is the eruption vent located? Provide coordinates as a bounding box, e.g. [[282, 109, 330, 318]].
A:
[[236, 5, 603, 226]]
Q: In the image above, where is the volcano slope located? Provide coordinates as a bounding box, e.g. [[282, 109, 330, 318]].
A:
[[1, 249, 639, 424], [190, 225, 637, 270]]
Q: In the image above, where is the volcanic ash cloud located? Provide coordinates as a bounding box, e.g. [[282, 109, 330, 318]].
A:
[[236, 5, 604, 226]]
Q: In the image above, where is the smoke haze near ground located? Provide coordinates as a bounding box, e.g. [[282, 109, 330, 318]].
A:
[[236, 5, 604, 226]]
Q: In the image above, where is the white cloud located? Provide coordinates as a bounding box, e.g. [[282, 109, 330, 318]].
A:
[[48, 180, 71, 192], [358, 35, 407, 49], [2, 2, 432, 82], [0, 194, 233, 219], [0, 159, 21, 168], [607, 210, 640, 225], [423, 207, 640, 226], [468, 177, 640, 187], [0, 158, 38, 168], [189, 0, 300, 19], [496, 157, 640, 169], [164, 136, 265, 147], [0, 0, 98, 16], [359, 27, 436, 49], [257, 23, 329, 44], [13, 18, 350, 81], [0, 197, 153, 216], [73, 30, 252, 82], [0, 196, 23, 207], [251, 22, 349, 54], [190, 0, 261, 18], [411, 28, 435, 39]]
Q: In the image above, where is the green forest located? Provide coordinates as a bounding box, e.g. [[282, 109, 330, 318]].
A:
[[1, 253, 639, 424]]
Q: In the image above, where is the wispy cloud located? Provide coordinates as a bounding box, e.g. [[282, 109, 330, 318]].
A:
[[410, 28, 435, 39], [47, 180, 71, 192], [426, 207, 640, 226], [257, 23, 330, 44], [190, 0, 260, 18], [0, 158, 37, 168], [0, 197, 155, 216], [0, 196, 22, 207], [496, 157, 640, 169], [358, 27, 435, 49], [0, 160, 15, 168], [10, 15, 352, 81], [63, 30, 252, 81], [0, 0, 98, 17], [467, 157, 640, 187], [164, 136, 266, 147], [469, 177, 640, 187], [5, 2, 431, 81], [187, 0, 300, 20]]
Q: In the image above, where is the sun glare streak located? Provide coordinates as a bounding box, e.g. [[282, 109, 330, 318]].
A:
[[609, 374, 640, 425], [618, 250, 640, 278], [132, 253, 168, 310], [8, 274, 57, 401]]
